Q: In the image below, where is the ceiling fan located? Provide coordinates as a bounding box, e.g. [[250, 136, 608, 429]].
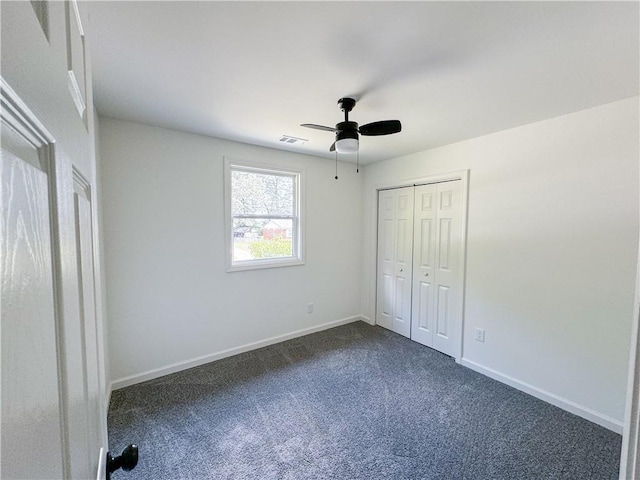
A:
[[301, 97, 402, 154]]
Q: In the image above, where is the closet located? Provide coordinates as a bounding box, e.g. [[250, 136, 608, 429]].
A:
[[376, 180, 464, 357]]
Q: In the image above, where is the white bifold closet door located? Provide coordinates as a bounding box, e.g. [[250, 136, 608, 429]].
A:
[[376, 181, 463, 356], [410, 181, 463, 357], [376, 186, 414, 338]]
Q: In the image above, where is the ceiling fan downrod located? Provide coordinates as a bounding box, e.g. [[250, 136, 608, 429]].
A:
[[338, 97, 356, 121]]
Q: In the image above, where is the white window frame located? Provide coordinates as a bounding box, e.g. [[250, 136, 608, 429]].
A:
[[224, 157, 305, 272]]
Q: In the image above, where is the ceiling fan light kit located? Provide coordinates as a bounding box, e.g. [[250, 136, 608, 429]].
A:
[[335, 138, 359, 154], [334, 121, 359, 153], [301, 97, 402, 177]]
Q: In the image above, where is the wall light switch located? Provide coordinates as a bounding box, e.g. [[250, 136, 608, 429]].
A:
[[475, 328, 485, 343], [307, 303, 314, 314]]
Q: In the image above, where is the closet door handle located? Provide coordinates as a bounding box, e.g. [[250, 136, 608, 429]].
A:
[[400, 268, 403, 272], [424, 273, 429, 277]]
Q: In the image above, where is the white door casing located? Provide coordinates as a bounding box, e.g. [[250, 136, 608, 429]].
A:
[[376, 187, 414, 338]]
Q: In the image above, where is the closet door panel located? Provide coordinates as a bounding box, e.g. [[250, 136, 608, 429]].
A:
[[432, 181, 462, 357], [376, 187, 414, 338], [391, 187, 414, 337], [376, 191, 395, 331], [411, 184, 437, 346]]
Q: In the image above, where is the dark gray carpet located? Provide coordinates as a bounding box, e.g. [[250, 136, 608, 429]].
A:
[[108, 321, 621, 479]]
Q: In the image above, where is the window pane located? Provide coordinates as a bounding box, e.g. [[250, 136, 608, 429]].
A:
[[231, 170, 294, 216], [232, 218, 294, 262]]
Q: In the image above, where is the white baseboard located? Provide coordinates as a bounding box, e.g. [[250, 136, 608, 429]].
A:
[[460, 358, 623, 434], [361, 315, 373, 325], [111, 315, 363, 390]]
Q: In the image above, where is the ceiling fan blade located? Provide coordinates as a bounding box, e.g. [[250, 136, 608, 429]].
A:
[[300, 123, 336, 132], [359, 120, 402, 136], [329, 142, 336, 152]]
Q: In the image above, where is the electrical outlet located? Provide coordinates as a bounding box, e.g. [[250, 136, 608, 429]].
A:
[[307, 303, 314, 314], [475, 328, 485, 343]]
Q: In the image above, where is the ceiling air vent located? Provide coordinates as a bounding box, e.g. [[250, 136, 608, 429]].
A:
[[278, 135, 307, 145]]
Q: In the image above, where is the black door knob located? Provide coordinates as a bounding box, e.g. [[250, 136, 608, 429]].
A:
[[106, 444, 138, 480]]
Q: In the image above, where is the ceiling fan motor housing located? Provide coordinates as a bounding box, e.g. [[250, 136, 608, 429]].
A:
[[336, 121, 359, 141]]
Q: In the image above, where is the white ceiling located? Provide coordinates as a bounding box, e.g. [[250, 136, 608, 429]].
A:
[[87, 1, 639, 165]]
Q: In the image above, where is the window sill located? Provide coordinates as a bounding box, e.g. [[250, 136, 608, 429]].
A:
[[227, 258, 305, 272]]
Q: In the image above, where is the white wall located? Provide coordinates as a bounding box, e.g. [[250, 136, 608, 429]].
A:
[[99, 117, 363, 385], [361, 97, 639, 430]]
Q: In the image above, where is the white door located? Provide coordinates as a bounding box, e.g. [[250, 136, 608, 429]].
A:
[[410, 183, 437, 347], [411, 181, 463, 357], [2, 1, 108, 478], [1, 142, 65, 480], [376, 187, 414, 337]]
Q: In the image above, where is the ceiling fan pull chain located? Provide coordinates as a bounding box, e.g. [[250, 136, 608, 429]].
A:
[[335, 150, 338, 180], [357, 149, 359, 174]]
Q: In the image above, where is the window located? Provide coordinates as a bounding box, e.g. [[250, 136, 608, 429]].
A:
[[225, 159, 304, 271]]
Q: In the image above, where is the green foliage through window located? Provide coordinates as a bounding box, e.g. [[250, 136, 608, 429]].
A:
[[249, 238, 293, 258]]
